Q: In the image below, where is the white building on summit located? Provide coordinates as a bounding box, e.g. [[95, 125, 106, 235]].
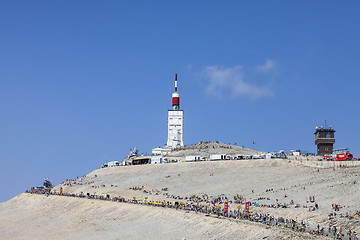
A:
[[166, 73, 184, 149]]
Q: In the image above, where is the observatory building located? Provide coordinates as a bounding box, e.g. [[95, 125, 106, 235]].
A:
[[314, 122, 335, 156], [166, 73, 184, 148]]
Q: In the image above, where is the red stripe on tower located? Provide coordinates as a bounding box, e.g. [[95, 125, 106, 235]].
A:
[[175, 73, 178, 92], [172, 96, 179, 106]]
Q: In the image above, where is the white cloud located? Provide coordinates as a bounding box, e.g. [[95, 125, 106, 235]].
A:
[[201, 65, 273, 99], [256, 59, 276, 73]]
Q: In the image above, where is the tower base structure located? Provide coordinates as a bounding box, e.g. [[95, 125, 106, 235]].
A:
[[167, 110, 184, 149], [316, 143, 334, 156], [314, 124, 335, 156]]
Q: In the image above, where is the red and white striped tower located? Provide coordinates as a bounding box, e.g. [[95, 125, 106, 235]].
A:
[[167, 73, 184, 148], [172, 73, 180, 110]]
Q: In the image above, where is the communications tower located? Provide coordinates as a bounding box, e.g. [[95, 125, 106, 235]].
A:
[[166, 73, 184, 148]]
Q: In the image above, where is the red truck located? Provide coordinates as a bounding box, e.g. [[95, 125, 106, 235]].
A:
[[333, 152, 353, 161]]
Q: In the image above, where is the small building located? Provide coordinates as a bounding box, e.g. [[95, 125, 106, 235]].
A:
[[152, 147, 171, 156]]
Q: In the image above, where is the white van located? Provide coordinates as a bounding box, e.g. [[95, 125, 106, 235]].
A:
[[210, 154, 230, 161], [186, 156, 205, 162]]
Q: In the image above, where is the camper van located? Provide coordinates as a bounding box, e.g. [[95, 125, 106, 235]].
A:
[[151, 155, 162, 164], [186, 156, 205, 162], [121, 161, 131, 166], [210, 154, 230, 161], [108, 161, 119, 167], [101, 161, 119, 168], [270, 151, 287, 159], [170, 159, 182, 163]]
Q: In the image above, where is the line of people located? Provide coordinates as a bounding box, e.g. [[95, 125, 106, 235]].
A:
[[26, 189, 358, 239]]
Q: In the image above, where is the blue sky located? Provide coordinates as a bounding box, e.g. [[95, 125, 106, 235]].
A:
[[1, 1, 359, 202]]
